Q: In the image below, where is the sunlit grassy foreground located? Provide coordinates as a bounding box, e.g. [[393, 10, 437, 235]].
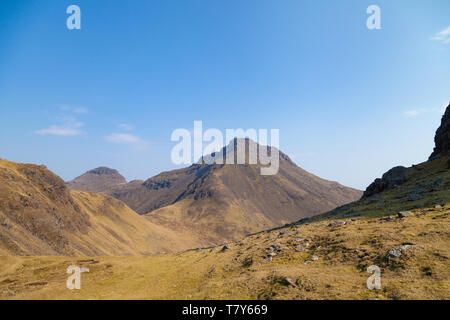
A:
[[1, 204, 449, 300]]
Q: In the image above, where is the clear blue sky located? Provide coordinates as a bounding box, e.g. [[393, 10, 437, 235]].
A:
[[0, 0, 449, 189]]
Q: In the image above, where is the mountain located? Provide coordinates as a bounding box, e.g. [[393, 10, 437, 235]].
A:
[[67, 167, 127, 193], [0, 159, 206, 256], [2, 107, 448, 300], [430, 102, 450, 160], [70, 139, 362, 245]]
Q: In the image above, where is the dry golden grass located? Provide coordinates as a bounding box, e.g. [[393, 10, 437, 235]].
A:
[[0, 159, 205, 256], [1, 204, 448, 300]]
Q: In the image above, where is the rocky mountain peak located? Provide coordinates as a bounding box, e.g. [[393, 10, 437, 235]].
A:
[[87, 167, 121, 176], [67, 166, 126, 193], [430, 102, 450, 159]]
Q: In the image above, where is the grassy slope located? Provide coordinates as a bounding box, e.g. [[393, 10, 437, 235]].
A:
[[312, 157, 450, 221], [1, 204, 448, 300], [0, 159, 205, 256]]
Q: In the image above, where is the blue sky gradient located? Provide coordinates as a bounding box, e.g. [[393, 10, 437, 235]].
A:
[[0, 0, 449, 189]]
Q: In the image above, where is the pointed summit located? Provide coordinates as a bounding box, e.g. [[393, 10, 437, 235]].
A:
[[199, 137, 284, 167], [67, 166, 126, 193]]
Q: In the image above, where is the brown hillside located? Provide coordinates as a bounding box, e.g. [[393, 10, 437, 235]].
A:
[[98, 139, 362, 244], [0, 159, 206, 256]]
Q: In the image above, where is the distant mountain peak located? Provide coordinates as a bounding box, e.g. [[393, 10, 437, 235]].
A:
[[87, 167, 121, 175], [67, 166, 126, 193], [199, 137, 287, 166]]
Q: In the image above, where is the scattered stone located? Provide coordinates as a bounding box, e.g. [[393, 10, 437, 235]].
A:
[[435, 205, 442, 209], [267, 252, 276, 257], [267, 257, 272, 262], [195, 248, 202, 252], [312, 255, 319, 261], [386, 248, 402, 259], [221, 245, 230, 251], [386, 244, 414, 259], [398, 211, 413, 218], [0, 218, 12, 230], [296, 243, 309, 250], [401, 244, 413, 251], [328, 221, 345, 227], [283, 277, 297, 287]]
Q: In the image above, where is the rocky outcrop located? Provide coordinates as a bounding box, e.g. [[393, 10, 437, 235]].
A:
[[430, 103, 450, 159], [363, 166, 407, 198]]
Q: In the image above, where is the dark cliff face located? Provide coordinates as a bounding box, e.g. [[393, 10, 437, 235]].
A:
[[363, 166, 407, 198], [430, 103, 450, 160]]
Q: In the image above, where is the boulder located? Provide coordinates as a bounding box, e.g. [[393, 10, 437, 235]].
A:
[[328, 221, 345, 227], [363, 166, 407, 197], [283, 277, 297, 287], [398, 211, 413, 218], [386, 248, 402, 259]]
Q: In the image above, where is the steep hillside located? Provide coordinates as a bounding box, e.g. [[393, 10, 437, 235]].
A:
[[67, 167, 127, 193], [0, 159, 205, 256]]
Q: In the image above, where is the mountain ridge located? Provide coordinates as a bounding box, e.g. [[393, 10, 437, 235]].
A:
[[68, 139, 362, 244]]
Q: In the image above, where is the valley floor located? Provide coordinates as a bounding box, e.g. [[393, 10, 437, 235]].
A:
[[0, 205, 449, 300]]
